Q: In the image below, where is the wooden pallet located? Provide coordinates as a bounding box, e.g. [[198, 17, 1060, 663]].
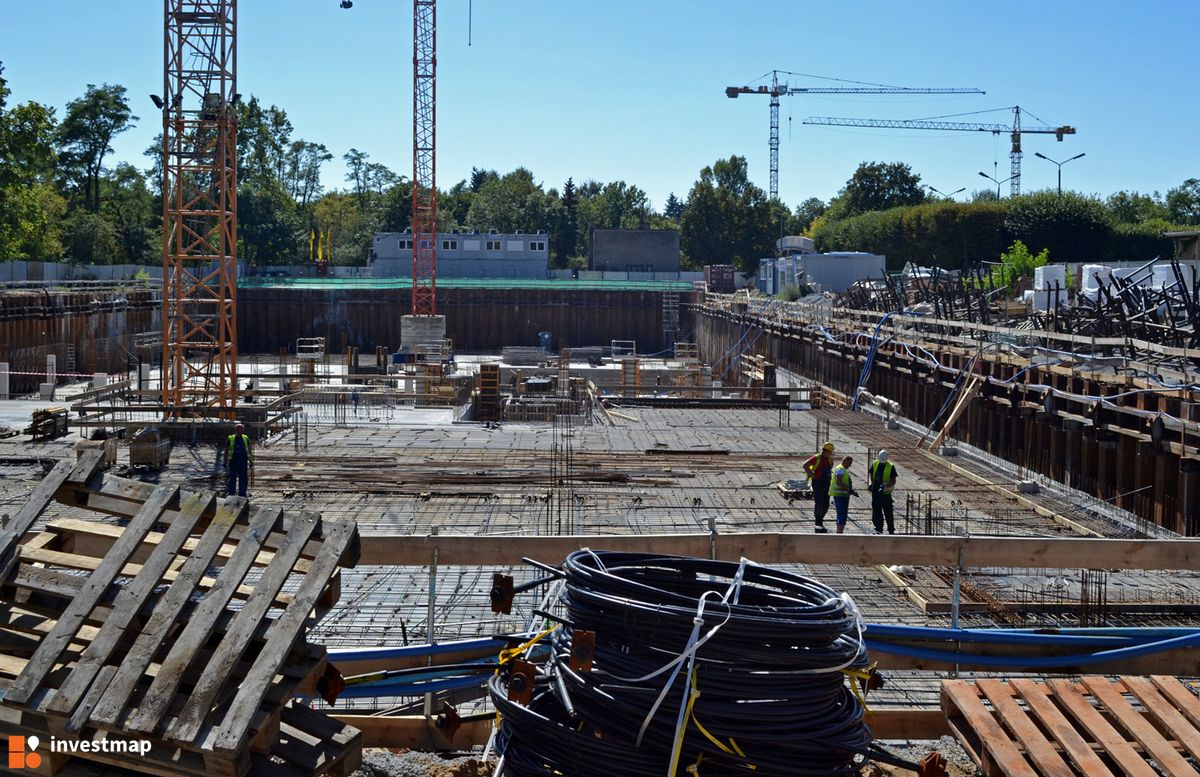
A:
[[0, 451, 362, 777], [943, 676, 1200, 777]]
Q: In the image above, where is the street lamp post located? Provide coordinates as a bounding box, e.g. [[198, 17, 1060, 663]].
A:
[[1034, 152, 1086, 195], [927, 185, 966, 200], [978, 171, 1014, 200]]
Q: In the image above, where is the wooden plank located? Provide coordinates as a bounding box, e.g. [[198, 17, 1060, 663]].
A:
[[1009, 678, 1115, 777], [1048, 678, 1164, 777], [162, 509, 313, 744], [0, 454, 99, 579], [355, 531, 1200, 570], [4, 484, 177, 706], [46, 491, 214, 719], [88, 497, 250, 729], [210, 517, 357, 753], [272, 703, 361, 776], [57, 473, 341, 563], [942, 680, 1039, 777], [1122, 676, 1200, 763], [1080, 677, 1199, 777], [976, 679, 1074, 777], [47, 517, 313, 575], [16, 542, 279, 610], [1151, 676, 1200, 732]]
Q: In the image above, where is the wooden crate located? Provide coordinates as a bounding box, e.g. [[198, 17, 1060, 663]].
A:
[[27, 407, 69, 442], [943, 675, 1200, 777], [129, 428, 172, 469], [0, 450, 362, 777]]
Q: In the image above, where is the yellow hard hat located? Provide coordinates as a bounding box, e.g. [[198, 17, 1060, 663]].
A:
[[822, 442, 835, 452]]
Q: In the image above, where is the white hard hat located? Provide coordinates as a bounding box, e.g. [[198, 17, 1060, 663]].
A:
[[877, 450, 890, 462]]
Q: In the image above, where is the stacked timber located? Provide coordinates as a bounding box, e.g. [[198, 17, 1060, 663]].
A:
[[0, 450, 362, 777]]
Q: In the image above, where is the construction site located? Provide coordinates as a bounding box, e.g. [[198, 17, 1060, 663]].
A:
[[3, 3, 1200, 777]]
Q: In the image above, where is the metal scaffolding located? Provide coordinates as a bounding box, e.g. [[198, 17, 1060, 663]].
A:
[[411, 0, 437, 316], [161, 0, 239, 413]]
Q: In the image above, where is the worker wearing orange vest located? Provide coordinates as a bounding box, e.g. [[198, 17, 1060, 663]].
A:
[[868, 450, 898, 535], [225, 422, 253, 498], [802, 442, 836, 533]]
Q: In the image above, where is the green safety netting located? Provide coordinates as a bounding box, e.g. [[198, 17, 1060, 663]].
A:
[[237, 277, 696, 291]]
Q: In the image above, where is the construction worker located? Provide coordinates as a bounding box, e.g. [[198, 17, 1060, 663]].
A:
[[802, 442, 837, 533], [829, 456, 856, 534], [868, 450, 899, 535], [225, 422, 253, 498]]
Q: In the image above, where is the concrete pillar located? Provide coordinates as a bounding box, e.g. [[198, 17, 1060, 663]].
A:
[[0, 363, 8, 400], [46, 354, 56, 384], [92, 373, 108, 389], [139, 362, 152, 392]]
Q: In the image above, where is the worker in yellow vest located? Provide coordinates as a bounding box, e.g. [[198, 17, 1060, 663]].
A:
[[225, 422, 253, 498], [868, 450, 898, 534], [828, 455, 856, 534]]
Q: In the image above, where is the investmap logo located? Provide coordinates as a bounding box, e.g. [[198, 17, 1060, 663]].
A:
[[7, 734, 152, 767], [7, 736, 41, 770]]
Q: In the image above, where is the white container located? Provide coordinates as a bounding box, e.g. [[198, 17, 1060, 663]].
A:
[[1028, 288, 1066, 312], [1152, 263, 1194, 291], [1033, 264, 1066, 291], [1079, 264, 1113, 301]]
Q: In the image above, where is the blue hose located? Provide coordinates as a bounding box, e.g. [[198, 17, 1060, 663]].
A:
[[866, 629, 1200, 669]]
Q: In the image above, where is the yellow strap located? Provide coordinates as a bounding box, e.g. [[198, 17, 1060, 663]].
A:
[[842, 663, 876, 723], [497, 626, 558, 668], [682, 668, 757, 771]]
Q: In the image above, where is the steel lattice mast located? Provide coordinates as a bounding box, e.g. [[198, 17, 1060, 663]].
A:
[[412, 0, 437, 316], [161, 0, 238, 412], [726, 70, 984, 201]]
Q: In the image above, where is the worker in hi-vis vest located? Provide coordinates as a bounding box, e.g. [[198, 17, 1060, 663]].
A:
[[802, 442, 837, 533], [868, 450, 899, 535], [225, 422, 253, 498], [828, 455, 857, 534]]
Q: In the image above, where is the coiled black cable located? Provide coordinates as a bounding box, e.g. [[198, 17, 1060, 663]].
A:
[[491, 551, 917, 777]]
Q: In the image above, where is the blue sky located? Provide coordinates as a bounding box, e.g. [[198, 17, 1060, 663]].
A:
[[2, 1, 1195, 212]]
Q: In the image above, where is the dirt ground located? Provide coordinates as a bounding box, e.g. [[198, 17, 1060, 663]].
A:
[[351, 749, 494, 777], [351, 739, 978, 776]]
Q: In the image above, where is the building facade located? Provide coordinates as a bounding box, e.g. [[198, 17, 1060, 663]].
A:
[[371, 231, 549, 278], [591, 229, 680, 273]]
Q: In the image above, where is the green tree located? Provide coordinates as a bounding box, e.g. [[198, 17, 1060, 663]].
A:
[[993, 239, 1049, 289], [1166, 179, 1200, 226], [465, 168, 559, 234], [0, 63, 67, 261], [100, 163, 157, 263], [1107, 190, 1168, 224], [238, 180, 301, 265], [57, 83, 137, 212], [62, 209, 119, 264], [679, 155, 774, 271], [793, 197, 827, 233], [1002, 191, 1112, 265], [826, 161, 925, 220], [663, 192, 685, 221], [553, 177, 579, 267]]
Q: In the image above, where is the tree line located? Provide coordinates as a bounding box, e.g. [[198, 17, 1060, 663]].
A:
[[2, 65, 1197, 271]]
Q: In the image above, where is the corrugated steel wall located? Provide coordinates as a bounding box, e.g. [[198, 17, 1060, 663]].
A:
[[238, 286, 692, 354], [0, 288, 160, 392]]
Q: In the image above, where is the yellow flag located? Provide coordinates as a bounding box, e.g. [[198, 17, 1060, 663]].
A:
[[309, 229, 315, 261]]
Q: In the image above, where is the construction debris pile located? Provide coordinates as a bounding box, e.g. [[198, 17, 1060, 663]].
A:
[[841, 258, 1200, 350], [490, 551, 915, 777]]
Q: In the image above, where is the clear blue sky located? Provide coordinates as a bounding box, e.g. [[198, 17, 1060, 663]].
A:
[[2, 1, 1195, 212]]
